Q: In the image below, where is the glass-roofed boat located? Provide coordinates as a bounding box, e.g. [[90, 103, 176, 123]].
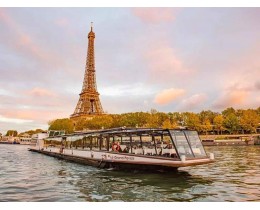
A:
[[29, 127, 215, 171]]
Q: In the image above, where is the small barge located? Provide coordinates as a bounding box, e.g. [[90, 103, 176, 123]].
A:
[[29, 127, 214, 171]]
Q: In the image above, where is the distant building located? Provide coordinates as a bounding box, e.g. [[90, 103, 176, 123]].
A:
[[1, 135, 20, 144]]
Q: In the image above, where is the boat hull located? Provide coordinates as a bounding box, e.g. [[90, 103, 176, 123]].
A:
[[28, 147, 214, 172]]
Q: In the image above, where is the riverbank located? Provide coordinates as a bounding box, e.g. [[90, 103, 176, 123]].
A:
[[199, 134, 260, 146]]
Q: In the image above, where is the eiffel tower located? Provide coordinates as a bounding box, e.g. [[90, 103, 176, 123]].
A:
[[70, 23, 104, 121]]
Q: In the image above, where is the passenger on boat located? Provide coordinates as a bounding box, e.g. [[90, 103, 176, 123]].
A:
[[60, 143, 65, 154], [112, 141, 122, 152], [164, 144, 173, 149], [122, 146, 130, 153]]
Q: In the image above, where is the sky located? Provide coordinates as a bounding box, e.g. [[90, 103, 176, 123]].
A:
[[0, 7, 260, 134]]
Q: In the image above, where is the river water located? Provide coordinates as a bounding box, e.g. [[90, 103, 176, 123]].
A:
[[0, 144, 259, 202]]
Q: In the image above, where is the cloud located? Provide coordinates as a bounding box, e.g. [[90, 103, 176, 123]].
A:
[[27, 87, 56, 97], [0, 115, 33, 124], [154, 88, 185, 105], [100, 83, 154, 97], [0, 8, 71, 76], [144, 44, 193, 83], [213, 90, 249, 109], [0, 109, 69, 123], [180, 93, 208, 110], [132, 8, 176, 24], [254, 81, 260, 91]]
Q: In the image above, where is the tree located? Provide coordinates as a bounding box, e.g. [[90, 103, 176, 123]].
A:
[[18, 129, 46, 137], [172, 112, 186, 126], [200, 118, 212, 135], [147, 113, 160, 128], [213, 115, 225, 135], [240, 109, 260, 133], [48, 118, 74, 134], [5, 130, 18, 137], [222, 107, 236, 117], [223, 113, 239, 134], [162, 119, 172, 129], [74, 118, 87, 131], [199, 110, 217, 124], [185, 112, 200, 131], [85, 115, 114, 130]]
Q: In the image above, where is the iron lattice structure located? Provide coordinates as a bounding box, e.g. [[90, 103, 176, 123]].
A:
[[70, 24, 104, 120]]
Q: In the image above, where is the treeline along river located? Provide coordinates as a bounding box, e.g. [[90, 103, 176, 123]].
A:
[[0, 144, 259, 201]]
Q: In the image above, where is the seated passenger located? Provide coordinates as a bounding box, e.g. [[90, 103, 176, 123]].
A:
[[111, 141, 122, 152], [122, 146, 130, 153], [164, 144, 173, 149]]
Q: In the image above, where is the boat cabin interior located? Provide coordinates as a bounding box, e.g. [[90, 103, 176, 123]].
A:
[[43, 128, 207, 160]]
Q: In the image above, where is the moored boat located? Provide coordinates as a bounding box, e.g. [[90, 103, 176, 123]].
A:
[[29, 127, 215, 171]]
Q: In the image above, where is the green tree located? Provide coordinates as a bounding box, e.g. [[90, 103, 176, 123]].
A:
[[48, 118, 74, 134], [199, 110, 217, 124], [223, 113, 239, 134], [222, 107, 236, 117]]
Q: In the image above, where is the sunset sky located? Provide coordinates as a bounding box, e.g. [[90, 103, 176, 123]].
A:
[[0, 7, 259, 134]]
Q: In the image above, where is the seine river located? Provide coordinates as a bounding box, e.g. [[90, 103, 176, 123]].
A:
[[0, 144, 259, 202]]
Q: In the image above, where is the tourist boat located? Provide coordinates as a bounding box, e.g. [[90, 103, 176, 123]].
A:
[[30, 132, 53, 146], [29, 127, 215, 171]]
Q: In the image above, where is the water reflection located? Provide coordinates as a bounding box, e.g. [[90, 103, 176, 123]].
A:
[[73, 169, 213, 201], [0, 145, 260, 201]]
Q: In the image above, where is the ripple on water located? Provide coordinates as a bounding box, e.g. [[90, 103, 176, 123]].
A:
[[0, 145, 260, 201]]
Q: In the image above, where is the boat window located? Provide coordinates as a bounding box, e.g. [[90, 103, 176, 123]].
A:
[[170, 130, 194, 158], [121, 136, 131, 153], [92, 136, 100, 151], [131, 136, 143, 155], [141, 135, 157, 156], [83, 136, 91, 150], [109, 136, 115, 151], [184, 130, 207, 157], [160, 133, 177, 158], [100, 136, 109, 151], [44, 137, 62, 148], [109, 136, 129, 153]]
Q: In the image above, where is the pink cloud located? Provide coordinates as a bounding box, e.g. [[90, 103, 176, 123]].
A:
[[144, 44, 193, 83], [27, 87, 56, 97], [211, 41, 260, 110], [154, 88, 185, 105], [132, 8, 176, 24], [1, 109, 68, 123], [181, 93, 208, 110], [0, 9, 64, 68], [213, 90, 249, 109]]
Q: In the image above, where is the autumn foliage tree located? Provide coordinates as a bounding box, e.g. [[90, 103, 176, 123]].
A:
[[48, 118, 74, 134], [5, 130, 18, 137], [47, 107, 260, 135], [240, 109, 260, 133]]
